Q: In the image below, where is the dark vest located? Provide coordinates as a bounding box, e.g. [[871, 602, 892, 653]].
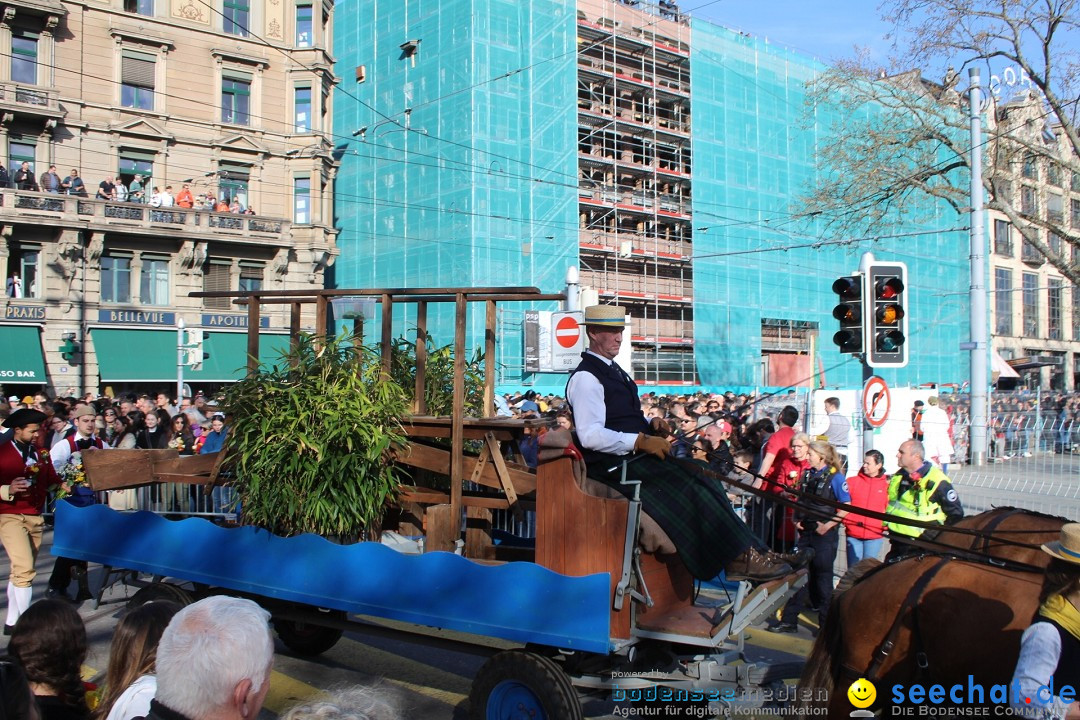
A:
[[798, 465, 837, 524], [567, 352, 648, 465], [1044, 619, 1080, 693]]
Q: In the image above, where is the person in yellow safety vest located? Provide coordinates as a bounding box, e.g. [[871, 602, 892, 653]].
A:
[[884, 439, 964, 562]]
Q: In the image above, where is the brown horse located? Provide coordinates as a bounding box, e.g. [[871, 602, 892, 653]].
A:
[[800, 508, 1068, 717]]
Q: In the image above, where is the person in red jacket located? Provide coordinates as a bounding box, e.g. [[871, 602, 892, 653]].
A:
[[0, 409, 59, 632], [842, 449, 890, 566]]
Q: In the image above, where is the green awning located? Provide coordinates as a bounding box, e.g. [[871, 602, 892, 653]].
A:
[[93, 329, 291, 382], [0, 326, 47, 383]]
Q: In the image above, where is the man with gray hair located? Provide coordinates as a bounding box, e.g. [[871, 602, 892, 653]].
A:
[[142, 596, 274, 720]]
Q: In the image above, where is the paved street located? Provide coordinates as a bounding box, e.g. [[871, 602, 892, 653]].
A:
[[0, 529, 810, 719]]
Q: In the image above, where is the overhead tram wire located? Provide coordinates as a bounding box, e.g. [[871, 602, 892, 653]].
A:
[[25, 46, 1079, 244]]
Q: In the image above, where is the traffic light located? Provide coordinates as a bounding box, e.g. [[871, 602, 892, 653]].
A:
[[59, 335, 80, 363], [866, 261, 909, 368], [831, 274, 863, 354], [184, 329, 209, 370]]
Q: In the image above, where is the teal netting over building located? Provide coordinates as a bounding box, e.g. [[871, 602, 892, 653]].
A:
[[332, 0, 578, 381], [333, 1, 974, 393]]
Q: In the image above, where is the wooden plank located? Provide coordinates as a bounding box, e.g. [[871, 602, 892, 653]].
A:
[[402, 425, 519, 442], [414, 301, 427, 415], [381, 293, 393, 377], [395, 443, 537, 495], [397, 488, 536, 512], [315, 296, 328, 345], [534, 456, 631, 640], [290, 302, 302, 368], [450, 293, 466, 536], [469, 443, 491, 485], [246, 296, 261, 373], [151, 453, 220, 476], [465, 506, 493, 559], [485, 433, 521, 521], [484, 299, 495, 417], [83, 449, 177, 491], [425, 504, 457, 553]]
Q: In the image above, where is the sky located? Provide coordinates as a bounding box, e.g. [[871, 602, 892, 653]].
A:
[[694, 0, 895, 66]]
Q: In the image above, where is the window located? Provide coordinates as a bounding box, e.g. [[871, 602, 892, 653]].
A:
[[10, 30, 37, 85], [1048, 162, 1063, 187], [1073, 172, 1080, 193], [994, 219, 1012, 256], [1050, 233, 1064, 258], [224, 0, 249, 36], [1022, 152, 1038, 180], [13, 247, 40, 299], [239, 263, 263, 293], [221, 74, 251, 125], [1023, 272, 1039, 338], [8, 138, 34, 174], [138, 256, 169, 306], [1021, 186, 1037, 216], [1022, 238, 1043, 264], [203, 260, 231, 310], [1072, 198, 1080, 230], [101, 256, 132, 303], [296, 3, 313, 46], [121, 50, 155, 111], [1048, 192, 1064, 223], [1049, 278, 1063, 341], [994, 268, 1012, 336], [123, 0, 153, 15], [218, 162, 250, 210], [294, 86, 311, 132], [294, 177, 310, 224], [118, 149, 154, 195]]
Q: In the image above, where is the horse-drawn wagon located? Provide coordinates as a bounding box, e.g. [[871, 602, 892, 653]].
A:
[[59, 286, 807, 718]]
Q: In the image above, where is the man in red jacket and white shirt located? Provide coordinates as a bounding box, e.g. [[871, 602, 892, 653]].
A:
[[0, 409, 59, 632], [842, 449, 890, 566]]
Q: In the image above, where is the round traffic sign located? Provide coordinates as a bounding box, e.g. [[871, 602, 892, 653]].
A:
[[554, 315, 581, 349], [862, 376, 891, 428]]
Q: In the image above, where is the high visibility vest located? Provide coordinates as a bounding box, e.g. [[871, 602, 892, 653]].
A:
[[884, 466, 948, 538]]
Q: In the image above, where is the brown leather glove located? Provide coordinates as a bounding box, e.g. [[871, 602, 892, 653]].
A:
[[649, 417, 672, 437], [635, 432, 670, 460]]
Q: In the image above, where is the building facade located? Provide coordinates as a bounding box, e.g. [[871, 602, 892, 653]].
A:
[[332, 0, 971, 392], [0, 0, 338, 398], [987, 96, 1080, 391]]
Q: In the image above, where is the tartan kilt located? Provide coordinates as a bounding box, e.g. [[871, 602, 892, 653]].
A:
[[585, 454, 755, 580]]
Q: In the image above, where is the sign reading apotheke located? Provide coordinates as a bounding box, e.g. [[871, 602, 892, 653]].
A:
[[202, 314, 270, 329], [97, 310, 176, 325], [5, 305, 46, 321]]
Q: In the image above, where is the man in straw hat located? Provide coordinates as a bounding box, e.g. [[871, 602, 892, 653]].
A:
[[566, 304, 795, 582], [0, 408, 59, 631], [1010, 523, 1080, 717]]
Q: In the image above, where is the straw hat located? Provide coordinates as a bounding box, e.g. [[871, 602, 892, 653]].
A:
[[1042, 523, 1080, 565], [580, 305, 628, 328]]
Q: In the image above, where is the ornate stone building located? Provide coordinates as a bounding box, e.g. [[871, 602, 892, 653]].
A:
[[0, 0, 338, 397]]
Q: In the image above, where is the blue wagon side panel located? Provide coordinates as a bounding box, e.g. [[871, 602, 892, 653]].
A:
[[52, 504, 613, 653]]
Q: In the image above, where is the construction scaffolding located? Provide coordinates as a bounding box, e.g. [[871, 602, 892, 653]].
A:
[[576, 0, 697, 385]]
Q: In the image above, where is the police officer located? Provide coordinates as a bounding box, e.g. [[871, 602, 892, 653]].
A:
[[884, 439, 964, 561]]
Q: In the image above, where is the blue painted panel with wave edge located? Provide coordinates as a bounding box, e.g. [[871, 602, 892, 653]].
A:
[[52, 504, 614, 653]]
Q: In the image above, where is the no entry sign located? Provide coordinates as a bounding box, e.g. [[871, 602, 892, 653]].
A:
[[550, 311, 584, 370], [555, 315, 581, 348]]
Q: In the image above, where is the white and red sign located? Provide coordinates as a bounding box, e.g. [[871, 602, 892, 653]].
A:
[[550, 311, 584, 370], [862, 375, 891, 429]]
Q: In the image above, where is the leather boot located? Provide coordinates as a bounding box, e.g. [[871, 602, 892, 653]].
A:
[[777, 547, 815, 570], [724, 547, 792, 582], [72, 566, 93, 603]]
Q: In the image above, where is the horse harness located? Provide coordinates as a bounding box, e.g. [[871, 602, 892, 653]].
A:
[[851, 556, 953, 685]]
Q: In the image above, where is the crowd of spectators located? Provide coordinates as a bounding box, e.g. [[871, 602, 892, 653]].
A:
[[0, 161, 258, 215]]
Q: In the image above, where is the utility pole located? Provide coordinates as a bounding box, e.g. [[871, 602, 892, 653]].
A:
[[968, 67, 988, 466]]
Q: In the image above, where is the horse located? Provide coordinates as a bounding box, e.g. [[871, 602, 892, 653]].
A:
[[799, 508, 1068, 717]]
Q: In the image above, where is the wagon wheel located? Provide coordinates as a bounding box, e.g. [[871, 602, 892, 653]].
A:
[[274, 610, 346, 657], [125, 582, 193, 611], [469, 649, 583, 720]]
